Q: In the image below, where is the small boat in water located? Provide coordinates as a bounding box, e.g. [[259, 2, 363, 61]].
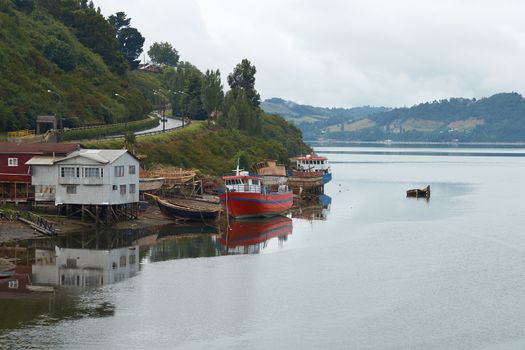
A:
[[406, 185, 431, 199], [219, 168, 293, 219], [155, 196, 221, 222]]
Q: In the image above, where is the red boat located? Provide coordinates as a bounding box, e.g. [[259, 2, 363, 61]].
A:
[[219, 170, 293, 219]]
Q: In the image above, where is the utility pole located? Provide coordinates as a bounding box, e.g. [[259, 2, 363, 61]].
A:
[[114, 93, 128, 128]]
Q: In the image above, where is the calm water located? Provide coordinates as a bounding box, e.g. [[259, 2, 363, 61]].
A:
[[2, 146, 525, 349]]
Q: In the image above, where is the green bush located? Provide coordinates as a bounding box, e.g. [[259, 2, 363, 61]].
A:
[[59, 116, 159, 141]]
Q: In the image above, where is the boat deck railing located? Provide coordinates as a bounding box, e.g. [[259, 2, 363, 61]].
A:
[[225, 184, 262, 193]]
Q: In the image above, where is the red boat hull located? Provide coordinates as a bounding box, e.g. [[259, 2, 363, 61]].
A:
[[219, 191, 293, 219]]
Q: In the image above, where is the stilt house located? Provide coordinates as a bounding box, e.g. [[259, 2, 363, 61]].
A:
[[27, 149, 140, 223]]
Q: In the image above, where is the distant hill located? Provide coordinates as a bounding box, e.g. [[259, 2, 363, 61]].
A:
[[261, 98, 389, 140], [0, 0, 150, 132], [262, 93, 525, 142]]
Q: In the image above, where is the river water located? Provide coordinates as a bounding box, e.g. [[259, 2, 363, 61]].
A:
[[2, 146, 525, 349]]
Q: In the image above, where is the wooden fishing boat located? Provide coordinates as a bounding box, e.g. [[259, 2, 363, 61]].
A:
[[406, 185, 431, 199], [156, 196, 221, 222], [287, 170, 324, 193], [139, 177, 165, 192], [0, 258, 15, 279], [291, 154, 332, 185], [253, 160, 288, 191], [219, 169, 293, 219], [142, 167, 197, 189]]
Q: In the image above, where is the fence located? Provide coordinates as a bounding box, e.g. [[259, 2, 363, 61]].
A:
[[7, 129, 35, 138]]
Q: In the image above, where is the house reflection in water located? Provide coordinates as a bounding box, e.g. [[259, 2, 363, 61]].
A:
[[32, 245, 139, 288], [218, 216, 293, 255]]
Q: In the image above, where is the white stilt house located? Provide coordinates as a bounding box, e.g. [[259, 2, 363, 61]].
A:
[[27, 149, 140, 223]]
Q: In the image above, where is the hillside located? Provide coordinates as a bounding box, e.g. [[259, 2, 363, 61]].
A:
[[86, 116, 311, 176], [261, 98, 389, 140], [0, 0, 151, 131], [263, 93, 525, 143]]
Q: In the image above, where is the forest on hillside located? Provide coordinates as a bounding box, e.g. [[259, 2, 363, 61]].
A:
[[0, 0, 310, 169]]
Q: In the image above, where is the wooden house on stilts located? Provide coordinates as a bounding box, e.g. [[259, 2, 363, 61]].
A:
[[27, 149, 140, 224]]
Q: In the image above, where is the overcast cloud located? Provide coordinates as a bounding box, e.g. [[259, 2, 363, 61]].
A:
[[96, 0, 525, 108]]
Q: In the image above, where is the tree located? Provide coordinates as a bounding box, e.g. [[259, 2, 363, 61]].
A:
[[221, 88, 261, 135], [201, 69, 223, 120], [108, 11, 130, 33], [43, 38, 77, 71], [227, 59, 261, 107], [108, 12, 144, 69], [148, 42, 179, 66], [117, 27, 145, 69], [183, 70, 207, 120]]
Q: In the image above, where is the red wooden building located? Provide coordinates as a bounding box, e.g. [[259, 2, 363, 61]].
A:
[[0, 143, 81, 202]]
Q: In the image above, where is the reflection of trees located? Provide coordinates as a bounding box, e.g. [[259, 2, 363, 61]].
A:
[[0, 292, 114, 332], [148, 235, 219, 262]]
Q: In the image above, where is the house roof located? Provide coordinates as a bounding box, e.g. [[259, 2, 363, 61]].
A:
[[25, 156, 58, 165], [56, 149, 130, 164], [0, 143, 81, 155], [36, 115, 57, 123]]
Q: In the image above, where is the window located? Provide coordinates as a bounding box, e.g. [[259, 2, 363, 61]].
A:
[[129, 165, 136, 175], [8, 158, 18, 167], [114, 166, 124, 177], [129, 254, 136, 265], [120, 185, 126, 195], [84, 167, 101, 178], [129, 184, 136, 194], [120, 255, 127, 267], [61, 167, 78, 178], [66, 185, 77, 194], [112, 185, 118, 191], [66, 258, 77, 268], [8, 280, 18, 289]]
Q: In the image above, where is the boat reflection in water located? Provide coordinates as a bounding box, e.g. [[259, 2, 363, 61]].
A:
[[219, 215, 293, 255], [292, 194, 332, 221], [32, 245, 140, 288]]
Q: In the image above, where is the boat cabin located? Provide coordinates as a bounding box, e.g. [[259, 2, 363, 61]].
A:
[[223, 173, 262, 194], [294, 155, 330, 173]]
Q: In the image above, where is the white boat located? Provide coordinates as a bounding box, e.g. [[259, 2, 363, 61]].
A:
[[139, 177, 165, 192]]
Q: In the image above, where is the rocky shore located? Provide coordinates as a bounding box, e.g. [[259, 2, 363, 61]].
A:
[[0, 205, 175, 245]]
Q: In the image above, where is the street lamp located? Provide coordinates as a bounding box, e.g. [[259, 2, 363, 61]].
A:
[[114, 93, 128, 128], [153, 90, 167, 132], [172, 90, 187, 127], [47, 89, 63, 132]]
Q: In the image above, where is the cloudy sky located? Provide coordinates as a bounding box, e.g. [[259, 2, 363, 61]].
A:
[[97, 0, 525, 108]]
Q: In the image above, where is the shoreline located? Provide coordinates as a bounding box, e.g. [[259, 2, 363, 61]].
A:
[[0, 205, 175, 245], [307, 140, 525, 146]]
